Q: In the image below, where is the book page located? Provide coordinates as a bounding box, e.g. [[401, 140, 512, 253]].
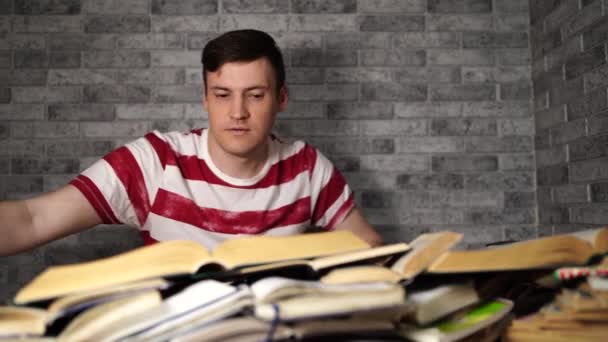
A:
[[15, 240, 211, 304], [0, 306, 47, 337], [212, 230, 370, 268]]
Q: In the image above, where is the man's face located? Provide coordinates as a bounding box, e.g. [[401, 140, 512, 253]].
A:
[[203, 58, 287, 160]]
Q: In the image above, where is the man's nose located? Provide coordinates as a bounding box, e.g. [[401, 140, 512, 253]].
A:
[[230, 95, 249, 120]]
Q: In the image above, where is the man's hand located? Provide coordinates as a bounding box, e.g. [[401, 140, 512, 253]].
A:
[[334, 208, 383, 247], [0, 185, 102, 256]]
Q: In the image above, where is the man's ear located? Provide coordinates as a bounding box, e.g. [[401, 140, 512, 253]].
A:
[[277, 86, 288, 112]]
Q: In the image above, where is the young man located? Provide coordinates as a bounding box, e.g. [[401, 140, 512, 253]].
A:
[[0, 29, 382, 256]]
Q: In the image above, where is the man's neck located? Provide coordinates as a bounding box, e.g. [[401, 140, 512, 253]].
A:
[[207, 140, 269, 180]]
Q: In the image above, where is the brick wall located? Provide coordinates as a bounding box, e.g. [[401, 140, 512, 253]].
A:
[[531, 0, 608, 236], [0, 0, 533, 302]]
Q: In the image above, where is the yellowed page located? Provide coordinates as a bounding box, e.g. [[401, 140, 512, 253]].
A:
[[0, 306, 47, 337], [321, 265, 403, 284], [310, 242, 409, 270], [213, 230, 370, 268], [15, 240, 210, 304]]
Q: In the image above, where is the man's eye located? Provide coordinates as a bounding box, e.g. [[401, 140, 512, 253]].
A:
[[249, 93, 264, 99], [215, 93, 229, 98]]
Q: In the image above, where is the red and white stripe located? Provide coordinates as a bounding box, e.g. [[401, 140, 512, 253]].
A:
[[70, 129, 353, 249]]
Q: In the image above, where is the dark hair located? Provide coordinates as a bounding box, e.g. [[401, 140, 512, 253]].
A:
[[202, 29, 286, 91]]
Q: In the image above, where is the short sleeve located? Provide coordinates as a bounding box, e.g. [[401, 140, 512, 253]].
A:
[[69, 132, 169, 228], [308, 145, 355, 230]]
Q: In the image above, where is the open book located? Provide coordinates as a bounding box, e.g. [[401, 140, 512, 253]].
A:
[[15, 230, 370, 304], [428, 227, 608, 274], [0, 306, 47, 339]]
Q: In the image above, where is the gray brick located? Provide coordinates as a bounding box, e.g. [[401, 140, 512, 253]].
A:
[[359, 0, 425, 13], [84, 0, 149, 14], [553, 184, 589, 204], [2, 176, 43, 193], [428, 0, 491, 12], [360, 15, 424, 32], [186, 32, 218, 49], [325, 32, 390, 49], [430, 84, 495, 101], [0, 33, 46, 49], [117, 69, 184, 85], [495, 66, 530, 83], [360, 155, 427, 172], [500, 153, 534, 171], [151, 51, 199, 67], [498, 118, 534, 136], [152, 15, 218, 32], [427, 14, 493, 31], [570, 157, 608, 182], [292, 0, 355, 13], [570, 206, 608, 224], [325, 67, 390, 83], [12, 86, 81, 103], [358, 208, 397, 224], [0, 17, 8, 32], [396, 136, 462, 154], [84, 85, 150, 103], [12, 122, 79, 138], [505, 191, 535, 208], [428, 49, 493, 65], [330, 156, 360, 172], [0, 104, 44, 120], [48, 104, 115, 121], [326, 84, 359, 101], [562, 0, 602, 39], [431, 118, 496, 136], [432, 155, 497, 172], [537, 187, 552, 205], [184, 103, 207, 119], [288, 85, 325, 101], [495, 14, 528, 31], [584, 63, 608, 91], [0, 140, 44, 156], [565, 45, 605, 80], [567, 88, 607, 120], [537, 164, 568, 186], [535, 128, 551, 149], [463, 32, 528, 48], [362, 82, 426, 101], [81, 121, 149, 138], [590, 182, 608, 202], [533, 66, 562, 96], [468, 208, 534, 225], [397, 208, 465, 225], [588, 115, 608, 136], [288, 15, 355, 31], [495, 0, 528, 12], [534, 91, 548, 112], [462, 67, 494, 83], [13, 16, 81, 32], [466, 172, 534, 189], [152, 0, 216, 14], [153, 85, 201, 103], [361, 119, 427, 136], [0, 158, 8, 174], [222, 0, 288, 13], [535, 105, 564, 130], [14, 50, 47, 68], [431, 190, 502, 208], [536, 146, 567, 167], [544, 1, 579, 34], [504, 226, 537, 242], [270, 32, 321, 49], [392, 32, 459, 49], [291, 49, 357, 67], [0, 51, 12, 68], [222, 14, 289, 32], [287, 67, 324, 84], [497, 48, 530, 66], [396, 173, 463, 190], [550, 77, 584, 107], [12, 158, 80, 174], [84, 51, 150, 68], [394, 67, 460, 83], [361, 49, 425, 66], [0, 123, 7, 137], [85, 16, 150, 33], [118, 104, 182, 120], [185, 68, 203, 84], [361, 190, 430, 209], [501, 81, 531, 100], [0, 0, 11, 14], [48, 34, 115, 50], [546, 36, 582, 72], [466, 136, 532, 152], [276, 120, 358, 137], [583, 16, 608, 50], [152, 118, 206, 132], [14, 0, 80, 14], [396, 102, 461, 118], [117, 34, 185, 49], [551, 119, 586, 145], [0, 88, 9, 103], [0, 70, 47, 85], [327, 102, 392, 119], [569, 135, 608, 162], [309, 137, 394, 155], [48, 69, 115, 86], [48, 51, 81, 68]]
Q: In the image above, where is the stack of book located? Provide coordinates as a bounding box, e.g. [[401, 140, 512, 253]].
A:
[[2, 227, 608, 342]]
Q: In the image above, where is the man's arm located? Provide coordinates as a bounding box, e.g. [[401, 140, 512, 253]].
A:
[[334, 208, 383, 247], [0, 185, 102, 256]]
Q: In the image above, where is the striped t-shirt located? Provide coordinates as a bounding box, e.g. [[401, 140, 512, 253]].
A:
[[70, 128, 355, 249]]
